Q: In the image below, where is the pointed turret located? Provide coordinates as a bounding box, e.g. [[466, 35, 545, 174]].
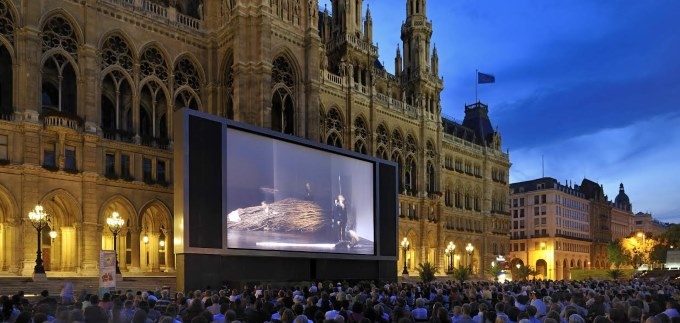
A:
[[395, 44, 402, 77], [431, 44, 439, 76], [364, 4, 373, 43]]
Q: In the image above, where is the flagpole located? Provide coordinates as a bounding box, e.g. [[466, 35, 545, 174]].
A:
[[475, 69, 478, 103]]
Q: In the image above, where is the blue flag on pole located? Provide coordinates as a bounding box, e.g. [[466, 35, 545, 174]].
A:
[[477, 72, 495, 84]]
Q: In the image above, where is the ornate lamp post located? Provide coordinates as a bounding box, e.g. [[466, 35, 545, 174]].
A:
[[445, 241, 455, 273], [401, 237, 410, 275], [465, 243, 474, 269], [28, 205, 50, 275], [106, 211, 125, 274]]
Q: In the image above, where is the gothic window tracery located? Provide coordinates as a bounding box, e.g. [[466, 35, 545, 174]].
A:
[[324, 108, 343, 148], [224, 55, 234, 119], [392, 130, 403, 152], [101, 70, 133, 133], [140, 47, 169, 82], [101, 35, 133, 74], [0, 1, 14, 116], [41, 53, 77, 115], [0, 1, 15, 43], [353, 116, 367, 154], [139, 80, 169, 140], [174, 57, 201, 110], [41, 15, 78, 58], [271, 56, 295, 135], [406, 134, 417, 154]]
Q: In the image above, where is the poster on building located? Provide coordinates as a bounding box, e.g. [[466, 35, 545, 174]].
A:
[[99, 250, 116, 297]]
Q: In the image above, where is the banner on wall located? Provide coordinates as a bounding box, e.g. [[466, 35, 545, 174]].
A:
[[99, 250, 116, 297]]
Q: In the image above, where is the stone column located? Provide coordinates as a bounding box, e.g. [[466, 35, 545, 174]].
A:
[[164, 232, 175, 272], [0, 223, 4, 271], [149, 233, 160, 272], [129, 228, 141, 272], [20, 221, 37, 277], [61, 226, 76, 271], [118, 230, 128, 271], [77, 223, 100, 276], [4, 218, 20, 273]]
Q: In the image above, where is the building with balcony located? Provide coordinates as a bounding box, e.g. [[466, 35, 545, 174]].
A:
[[0, 0, 510, 277]]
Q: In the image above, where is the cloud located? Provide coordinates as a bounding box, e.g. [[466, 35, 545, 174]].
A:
[[509, 112, 680, 221]]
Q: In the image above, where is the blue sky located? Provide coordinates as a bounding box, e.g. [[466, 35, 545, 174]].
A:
[[319, 0, 680, 223]]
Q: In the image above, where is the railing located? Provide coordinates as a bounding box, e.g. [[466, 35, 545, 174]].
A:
[[324, 70, 343, 85], [178, 12, 200, 29], [0, 112, 13, 121], [43, 115, 80, 131], [327, 33, 378, 56], [99, 0, 201, 31], [143, 0, 167, 17]]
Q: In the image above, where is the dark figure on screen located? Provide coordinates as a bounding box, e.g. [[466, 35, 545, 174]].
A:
[[333, 194, 347, 241]]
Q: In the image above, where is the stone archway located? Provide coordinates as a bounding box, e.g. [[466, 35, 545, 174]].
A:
[[535, 259, 548, 279], [37, 190, 82, 273], [139, 200, 174, 272], [99, 195, 137, 272], [0, 184, 19, 273]]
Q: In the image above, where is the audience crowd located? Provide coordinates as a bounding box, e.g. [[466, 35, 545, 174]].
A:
[[1, 277, 679, 323]]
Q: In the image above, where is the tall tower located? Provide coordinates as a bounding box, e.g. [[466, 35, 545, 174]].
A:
[[325, 0, 378, 91], [331, 0, 364, 36], [400, 0, 443, 115]]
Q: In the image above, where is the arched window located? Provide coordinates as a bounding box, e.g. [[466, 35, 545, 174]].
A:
[[174, 57, 202, 110], [271, 56, 295, 135], [42, 54, 77, 115], [1, 2, 15, 117], [426, 161, 435, 193], [353, 116, 367, 154], [224, 55, 234, 119], [139, 46, 170, 140], [392, 130, 403, 152]]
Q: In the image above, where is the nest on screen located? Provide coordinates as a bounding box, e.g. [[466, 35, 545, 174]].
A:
[[227, 198, 324, 232]]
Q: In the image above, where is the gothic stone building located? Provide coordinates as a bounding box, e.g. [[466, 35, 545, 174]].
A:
[[0, 0, 510, 277]]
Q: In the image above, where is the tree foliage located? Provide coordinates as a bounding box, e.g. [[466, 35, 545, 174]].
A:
[[417, 261, 437, 284], [514, 265, 536, 281], [607, 241, 628, 269], [486, 263, 504, 282], [621, 234, 657, 269], [451, 266, 472, 283], [659, 224, 680, 248]]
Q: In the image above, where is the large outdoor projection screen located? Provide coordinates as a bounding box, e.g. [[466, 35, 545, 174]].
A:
[[174, 109, 398, 289], [225, 127, 375, 255]]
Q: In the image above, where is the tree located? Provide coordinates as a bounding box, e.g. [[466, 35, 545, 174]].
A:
[[451, 266, 472, 283], [650, 244, 669, 269], [659, 224, 680, 248], [621, 234, 657, 269], [607, 241, 628, 269], [417, 261, 437, 284], [486, 263, 504, 282], [514, 265, 536, 281]]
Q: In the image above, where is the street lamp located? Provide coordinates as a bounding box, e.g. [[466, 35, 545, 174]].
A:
[[401, 237, 410, 275], [28, 205, 50, 275], [49, 229, 57, 244], [465, 243, 474, 269], [445, 241, 455, 272], [106, 211, 125, 274]]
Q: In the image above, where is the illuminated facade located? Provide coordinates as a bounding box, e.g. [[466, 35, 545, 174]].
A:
[[509, 178, 592, 280], [509, 177, 646, 279], [0, 0, 509, 277]]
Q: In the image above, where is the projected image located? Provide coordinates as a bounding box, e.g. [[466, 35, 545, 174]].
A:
[[225, 128, 375, 255]]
